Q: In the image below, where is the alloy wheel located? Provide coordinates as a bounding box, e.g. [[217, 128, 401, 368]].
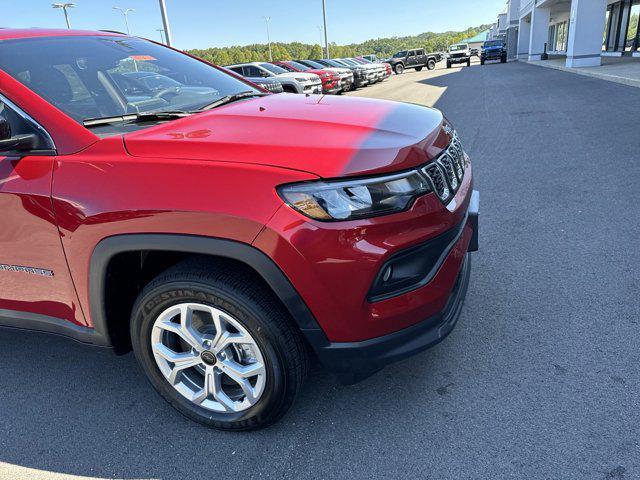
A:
[[150, 302, 267, 413]]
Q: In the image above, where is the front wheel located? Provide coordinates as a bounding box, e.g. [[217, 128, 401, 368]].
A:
[[130, 260, 308, 430], [415, 66, 423, 72], [480, 58, 485, 65], [394, 63, 404, 74], [467, 59, 471, 67], [446, 60, 451, 69]]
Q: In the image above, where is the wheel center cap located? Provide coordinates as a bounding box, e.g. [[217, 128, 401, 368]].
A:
[[200, 350, 217, 366]]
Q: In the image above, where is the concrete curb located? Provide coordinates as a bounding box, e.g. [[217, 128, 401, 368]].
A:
[[520, 59, 640, 89]]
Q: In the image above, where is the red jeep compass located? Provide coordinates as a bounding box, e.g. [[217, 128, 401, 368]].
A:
[[0, 29, 478, 430]]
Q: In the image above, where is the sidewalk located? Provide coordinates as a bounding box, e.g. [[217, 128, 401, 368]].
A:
[[523, 56, 640, 88]]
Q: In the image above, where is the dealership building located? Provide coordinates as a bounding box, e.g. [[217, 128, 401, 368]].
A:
[[491, 0, 640, 67]]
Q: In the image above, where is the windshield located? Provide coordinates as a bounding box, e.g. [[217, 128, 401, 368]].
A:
[[300, 60, 325, 69], [450, 44, 468, 52], [484, 41, 504, 47], [259, 63, 287, 75], [0, 35, 259, 124], [340, 59, 358, 66], [393, 51, 408, 58], [287, 61, 310, 71]]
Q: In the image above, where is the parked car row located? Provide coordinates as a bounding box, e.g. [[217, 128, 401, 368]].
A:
[[224, 56, 392, 95]]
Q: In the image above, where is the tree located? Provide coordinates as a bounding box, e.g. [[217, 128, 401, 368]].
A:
[[187, 24, 493, 64]]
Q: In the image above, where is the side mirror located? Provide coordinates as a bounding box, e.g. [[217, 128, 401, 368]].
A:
[[0, 116, 36, 153]]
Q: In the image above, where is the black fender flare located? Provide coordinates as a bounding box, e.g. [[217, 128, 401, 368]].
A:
[[89, 234, 327, 348]]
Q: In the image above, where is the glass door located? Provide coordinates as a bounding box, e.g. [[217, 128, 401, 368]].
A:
[[625, 1, 640, 52]]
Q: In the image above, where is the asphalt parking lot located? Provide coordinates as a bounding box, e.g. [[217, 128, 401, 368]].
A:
[[1, 61, 639, 480]]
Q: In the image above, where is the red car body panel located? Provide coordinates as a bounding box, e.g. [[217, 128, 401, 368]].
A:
[[0, 153, 87, 325], [254, 165, 473, 341], [0, 30, 475, 360]]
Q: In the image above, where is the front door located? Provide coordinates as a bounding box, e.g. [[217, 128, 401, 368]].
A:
[[406, 50, 417, 67], [0, 94, 86, 327]]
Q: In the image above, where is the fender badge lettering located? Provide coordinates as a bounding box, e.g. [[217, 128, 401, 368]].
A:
[[0, 264, 54, 277]]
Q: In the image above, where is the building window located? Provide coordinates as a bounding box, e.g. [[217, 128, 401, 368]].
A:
[[556, 22, 568, 52], [625, 1, 639, 51], [548, 25, 557, 52], [603, 9, 611, 50]]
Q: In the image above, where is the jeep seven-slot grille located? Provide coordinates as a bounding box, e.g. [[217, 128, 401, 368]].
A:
[[421, 134, 466, 203]]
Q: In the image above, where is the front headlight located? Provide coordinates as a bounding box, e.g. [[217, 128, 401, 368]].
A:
[[278, 171, 431, 221]]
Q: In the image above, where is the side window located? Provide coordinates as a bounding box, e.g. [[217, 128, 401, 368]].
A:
[[416, 49, 425, 56], [229, 67, 244, 75], [245, 66, 263, 77], [0, 97, 52, 151], [407, 51, 416, 57]]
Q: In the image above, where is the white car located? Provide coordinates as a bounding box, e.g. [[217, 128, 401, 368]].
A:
[[226, 62, 322, 94]]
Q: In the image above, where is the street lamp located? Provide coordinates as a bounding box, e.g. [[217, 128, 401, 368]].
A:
[[158, 0, 173, 47], [263, 16, 273, 62], [52, 3, 75, 29], [113, 7, 134, 35], [317, 25, 323, 47], [321, 0, 329, 58]]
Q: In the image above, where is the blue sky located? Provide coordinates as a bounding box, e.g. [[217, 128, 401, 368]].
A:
[[3, 1, 506, 50]]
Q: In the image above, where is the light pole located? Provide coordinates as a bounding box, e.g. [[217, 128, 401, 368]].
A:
[[156, 28, 166, 44], [113, 7, 134, 35], [263, 16, 273, 62], [52, 3, 75, 29], [158, 0, 173, 47], [321, 0, 329, 59], [317, 25, 323, 47]]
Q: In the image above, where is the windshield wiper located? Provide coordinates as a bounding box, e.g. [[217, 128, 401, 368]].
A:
[[198, 91, 267, 111], [83, 111, 193, 128]]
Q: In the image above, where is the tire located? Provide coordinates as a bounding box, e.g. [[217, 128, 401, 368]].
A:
[[394, 63, 404, 75], [446, 60, 451, 69], [480, 58, 485, 65], [427, 59, 436, 70], [501, 55, 507, 63], [130, 258, 308, 431], [415, 66, 423, 72], [282, 85, 297, 94], [467, 59, 471, 67]]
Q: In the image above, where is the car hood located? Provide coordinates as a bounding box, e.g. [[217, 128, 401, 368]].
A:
[[325, 67, 352, 76], [276, 72, 319, 81], [123, 93, 451, 179]]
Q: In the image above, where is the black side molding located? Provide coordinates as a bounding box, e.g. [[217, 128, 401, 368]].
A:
[[0, 309, 107, 346], [90, 234, 327, 347]]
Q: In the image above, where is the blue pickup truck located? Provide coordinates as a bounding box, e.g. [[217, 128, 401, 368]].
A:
[[480, 40, 507, 65]]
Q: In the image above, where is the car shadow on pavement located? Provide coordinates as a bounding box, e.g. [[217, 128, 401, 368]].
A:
[[0, 298, 485, 480]]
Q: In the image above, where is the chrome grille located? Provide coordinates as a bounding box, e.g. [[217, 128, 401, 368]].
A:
[[422, 164, 450, 201], [438, 154, 458, 190], [421, 134, 466, 203]]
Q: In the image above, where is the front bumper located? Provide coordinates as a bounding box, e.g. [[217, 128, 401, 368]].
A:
[[449, 56, 470, 64], [322, 82, 342, 94], [304, 191, 479, 383], [303, 83, 323, 94], [483, 51, 504, 60]]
